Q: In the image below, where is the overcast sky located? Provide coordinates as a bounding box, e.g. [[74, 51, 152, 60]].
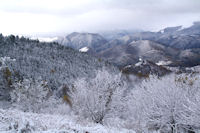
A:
[[0, 0, 200, 36]]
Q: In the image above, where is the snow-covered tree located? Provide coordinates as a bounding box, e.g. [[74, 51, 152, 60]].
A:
[[10, 78, 62, 113], [125, 74, 200, 133], [0, 56, 16, 70], [69, 69, 126, 124], [0, 56, 16, 100]]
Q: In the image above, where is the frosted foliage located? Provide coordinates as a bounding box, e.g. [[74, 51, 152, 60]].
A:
[[10, 78, 62, 113], [70, 69, 125, 124], [0, 36, 116, 91], [125, 74, 200, 133], [0, 56, 16, 70]]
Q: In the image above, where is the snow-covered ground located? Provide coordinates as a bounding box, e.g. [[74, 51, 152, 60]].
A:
[[0, 108, 135, 133]]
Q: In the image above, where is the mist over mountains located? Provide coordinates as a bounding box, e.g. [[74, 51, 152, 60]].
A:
[[55, 22, 200, 68]]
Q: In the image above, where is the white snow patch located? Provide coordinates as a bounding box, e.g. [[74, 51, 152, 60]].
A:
[[156, 60, 172, 66], [135, 61, 143, 66], [124, 65, 132, 69], [139, 58, 142, 62], [135, 58, 146, 66], [79, 47, 89, 52]]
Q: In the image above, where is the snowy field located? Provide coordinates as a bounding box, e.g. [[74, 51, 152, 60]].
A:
[[0, 109, 135, 133]]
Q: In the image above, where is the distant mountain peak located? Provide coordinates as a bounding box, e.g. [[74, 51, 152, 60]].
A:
[[57, 32, 107, 51], [159, 26, 182, 34]]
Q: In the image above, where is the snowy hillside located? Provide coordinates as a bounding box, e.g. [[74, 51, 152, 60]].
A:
[[0, 109, 135, 133], [0, 34, 117, 100], [98, 40, 177, 67]]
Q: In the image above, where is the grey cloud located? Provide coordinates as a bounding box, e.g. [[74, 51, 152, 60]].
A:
[[0, 0, 199, 34]]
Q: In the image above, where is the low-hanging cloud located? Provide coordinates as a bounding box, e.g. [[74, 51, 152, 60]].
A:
[[0, 0, 200, 35]]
